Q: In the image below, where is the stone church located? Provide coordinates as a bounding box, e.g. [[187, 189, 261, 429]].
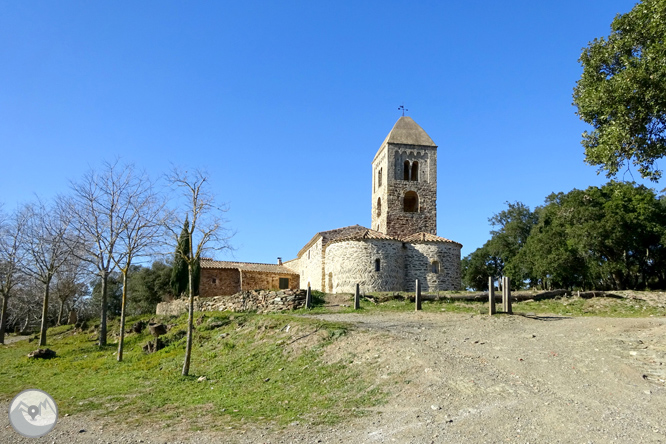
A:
[[200, 116, 462, 296]]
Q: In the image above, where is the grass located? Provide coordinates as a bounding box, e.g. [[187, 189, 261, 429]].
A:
[[0, 312, 385, 430], [298, 289, 666, 317], [3, 290, 663, 432]]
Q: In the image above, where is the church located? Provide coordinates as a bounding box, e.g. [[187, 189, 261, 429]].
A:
[[200, 116, 462, 296]]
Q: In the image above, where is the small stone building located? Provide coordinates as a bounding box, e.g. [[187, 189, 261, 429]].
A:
[[199, 259, 300, 297], [284, 116, 462, 293]]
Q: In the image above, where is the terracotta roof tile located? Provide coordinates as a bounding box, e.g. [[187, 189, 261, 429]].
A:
[[327, 229, 400, 244], [400, 232, 462, 247], [297, 225, 369, 258], [200, 259, 298, 274]]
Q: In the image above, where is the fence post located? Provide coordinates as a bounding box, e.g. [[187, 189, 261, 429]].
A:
[[504, 276, 513, 314], [488, 276, 495, 315], [502, 277, 507, 312], [354, 283, 360, 310], [306, 284, 312, 309], [415, 279, 422, 311]]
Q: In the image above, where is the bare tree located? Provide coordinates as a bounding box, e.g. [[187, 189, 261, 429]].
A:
[[167, 168, 232, 376], [70, 160, 143, 347], [22, 199, 74, 346], [112, 173, 168, 361], [0, 205, 29, 344], [52, 257, 89, 325]]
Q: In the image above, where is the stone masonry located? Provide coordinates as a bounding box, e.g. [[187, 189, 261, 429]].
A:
[[156, 289, 307, 316]]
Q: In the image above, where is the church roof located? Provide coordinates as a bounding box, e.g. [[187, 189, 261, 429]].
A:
[[400, 232, 463, 247], [297, 225, 369, 258], [380, 116, 437, 148], [200, 259, 298, 274], [327, 228, 400, 245]]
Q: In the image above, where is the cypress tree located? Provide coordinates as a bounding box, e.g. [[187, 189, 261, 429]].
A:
[[170, 217, 201, 297], [170, 218, 190, 297]]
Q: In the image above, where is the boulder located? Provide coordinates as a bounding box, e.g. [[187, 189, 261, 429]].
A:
[[28, 348, 56, 359]]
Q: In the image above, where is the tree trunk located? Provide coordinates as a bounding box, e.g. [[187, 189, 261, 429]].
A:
[[39, 277, 51, 347], [57, 298, 65, 326], [182, 263, 194, 376], [99, 271, 108, 346], [117, 270, 128, 362], [0, 293, 8, 345]]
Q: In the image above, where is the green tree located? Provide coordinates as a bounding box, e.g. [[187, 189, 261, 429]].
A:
[[487, 202, 538, 289], [516, 197, 587, 290], [128, 261, 173, 315], [573, 0, 666, 181], [461, 243, 503, 291], [170, 218, 200, 297], [90, 272, 123, 318], [518, 182, 665, 290]]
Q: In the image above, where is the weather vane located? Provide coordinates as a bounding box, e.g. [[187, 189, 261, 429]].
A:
[[398, 105, 408, 116]]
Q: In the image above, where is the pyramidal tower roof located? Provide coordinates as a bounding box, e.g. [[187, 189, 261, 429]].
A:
[[380, 116, 437, 148]]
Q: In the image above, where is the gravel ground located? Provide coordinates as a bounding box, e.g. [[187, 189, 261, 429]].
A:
[[2, 311, 666, 443]]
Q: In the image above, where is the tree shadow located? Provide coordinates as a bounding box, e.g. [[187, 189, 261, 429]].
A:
[[516, 313, 572, 321]]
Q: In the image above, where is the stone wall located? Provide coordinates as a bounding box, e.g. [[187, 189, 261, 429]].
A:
[[156, 289, 307, 316], [371, 142, 438, 239], [199, 268, 299, 297], [385, 180, 437, 238], [240, 271, 299, 292], [200, 268, 240, 297], [325, 239, 405, 293], [404, 242, 461, 291], [300, 237, 324, 291]]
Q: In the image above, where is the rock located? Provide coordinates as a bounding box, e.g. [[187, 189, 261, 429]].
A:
[[131, 321, 146, 334], [431, 405, 441, 411], [142, 338, 164, 353], [27, 348, 56, 359], [197, 376, 207, 382], [148, 323, 167, 337]]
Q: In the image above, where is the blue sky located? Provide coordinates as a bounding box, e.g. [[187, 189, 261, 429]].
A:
[[1, 0, 662, 264]]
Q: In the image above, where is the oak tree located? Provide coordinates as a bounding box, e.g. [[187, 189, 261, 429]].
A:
[[573, 0, 666, 181]]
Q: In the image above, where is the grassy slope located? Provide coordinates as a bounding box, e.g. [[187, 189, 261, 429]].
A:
[[0, 312, 383, 429], [319, 290, 666, 317], [2, 291, 664, 430]]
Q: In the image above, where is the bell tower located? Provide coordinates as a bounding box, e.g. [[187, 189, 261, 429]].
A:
[[371, 116, 437, 238]]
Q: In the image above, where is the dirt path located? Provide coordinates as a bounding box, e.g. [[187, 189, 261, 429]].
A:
[[2, 312, 666, 443], [1, 335, 31, 345]]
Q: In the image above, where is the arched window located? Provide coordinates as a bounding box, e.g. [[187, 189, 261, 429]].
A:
[[403, 160, 410, 181], [431, 261, 440, 274], [411, 161, 418, 181], [374, 258, 381, 272], [378, 168, 382, 187], [404, 191, 418, 212], [376, 197, 382, 217]]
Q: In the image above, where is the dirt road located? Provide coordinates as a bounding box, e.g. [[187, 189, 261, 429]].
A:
[[2, 312, 666, 443]]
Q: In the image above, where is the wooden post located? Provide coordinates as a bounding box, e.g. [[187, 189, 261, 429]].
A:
[[415, 279, 422, 311], [306, 284, 312, 309], [506, 277, 512, 314], [502, 277, 507, 312], [354, 284, 360, 310], [488, 276, 495, 315]]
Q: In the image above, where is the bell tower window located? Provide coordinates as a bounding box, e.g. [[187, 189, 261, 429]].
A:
[[404, 191, 418, 212], [376, 197, 382, 217], [403, 161, 410, 181], [378, 168, 382, 187], [411, 161, 418, 181]]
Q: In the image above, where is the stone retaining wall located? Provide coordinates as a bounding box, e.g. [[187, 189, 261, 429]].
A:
[[155, 289, 307, 316]]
